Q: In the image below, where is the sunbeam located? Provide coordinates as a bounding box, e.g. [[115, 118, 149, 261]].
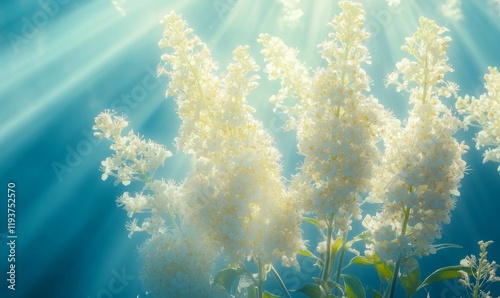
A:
[[1, 0, 500, 297]]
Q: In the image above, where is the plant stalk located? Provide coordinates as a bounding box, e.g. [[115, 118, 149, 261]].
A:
[[271, 265, 292, 298], [386, 257, 402, 298], [334, 231, 348, 293], [321, 214, 334, 282], [258, 259, 264, 298], [385, 207, 411, 298], [472, 251, 485, 298]]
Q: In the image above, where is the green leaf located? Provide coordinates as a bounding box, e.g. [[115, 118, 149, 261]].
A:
[[342, 274, 366, 298], [348, 256, 375, 266], [327, 280, 344, 294], [262, 291, 281, 298], [349, 254, 392, 280], [248, 285, 258, 298], [417, 265, 473, 291], [325, 237, 344, 278], [375, 263, 393, 281], [345, 231, 372, 249], [368, 254, 393, 281], [213, 267, 242, 293], [331, 237, 344, 256], [298, 249, 323, 263], [400, 262, 420, 298], [313, 277, 331, 294], [303, 217, 319, 227], [294, 283, 323, 298], [367, 287, 383, 298]]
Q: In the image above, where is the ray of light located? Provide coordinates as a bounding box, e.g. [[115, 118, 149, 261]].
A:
[[0, 0, 187, 161], [2, 1, 500, 297]]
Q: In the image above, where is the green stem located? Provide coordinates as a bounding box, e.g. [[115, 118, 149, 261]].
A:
[[258, 259, 264, 298], [386, 257, 402, 298], [334, 231, 348, 291], [271, 265, 292, 298], [401, 207, 410, 239], [385, 207, 411, 298], [179, 46, 204, 100], [321, 214, 334, 282], [472, 253, 485, 298], [166, 209, 179, 230], [421, 53, 429, 103]]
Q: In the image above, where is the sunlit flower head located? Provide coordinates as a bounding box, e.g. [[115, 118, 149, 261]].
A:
[[363, 17, 467, 262], [140, 227, 228, 297], [458, 240, 500, 296], [457, 67, 500, 172], [93, 111, 172, 186], [159, 11, 304, 266], [260, 1, 390, 232]]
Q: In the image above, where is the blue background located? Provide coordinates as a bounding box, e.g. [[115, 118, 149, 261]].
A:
[[0, 0, 499, 297]]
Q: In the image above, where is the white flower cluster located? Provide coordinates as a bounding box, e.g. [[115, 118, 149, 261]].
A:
[[140, 227, 229, 298], [93, 111, 183, 245], [93, 111, 172, 186], [94, 3, 496, 296], [260, 1, 389, 232], [95, 11, 307, 296], [116, 178, 182, 239], [458, 240, 500, 298], [94, 111, 224, 296], [457, 67, 500, 172], [363, 17, 467, 262], [159, 11, 304, 266]]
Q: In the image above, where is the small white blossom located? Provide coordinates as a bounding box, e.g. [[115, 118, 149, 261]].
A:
[[125, 218, 142, 238], [457, 67, 500, 172], [93, 110, 127, 140], [461, 255, 477, 267], [116, 192, 150, 218]]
